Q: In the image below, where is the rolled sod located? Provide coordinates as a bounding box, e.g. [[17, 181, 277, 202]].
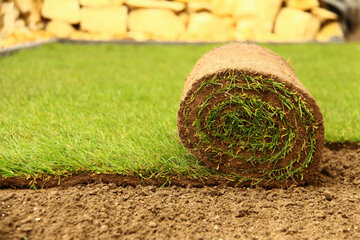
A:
[[177, 43, 324, 186]]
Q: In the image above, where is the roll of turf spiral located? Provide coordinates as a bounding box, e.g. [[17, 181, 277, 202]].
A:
[[177, 43, 324, 186]]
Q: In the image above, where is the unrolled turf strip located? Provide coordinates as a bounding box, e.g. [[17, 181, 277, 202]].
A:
[[177, 43, 324, 187]]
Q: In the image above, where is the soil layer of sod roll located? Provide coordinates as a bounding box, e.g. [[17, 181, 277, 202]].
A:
[[177, 43, 324, 187]]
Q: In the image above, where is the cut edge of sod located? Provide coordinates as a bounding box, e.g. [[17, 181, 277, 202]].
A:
[[178, 69, 324, 187]]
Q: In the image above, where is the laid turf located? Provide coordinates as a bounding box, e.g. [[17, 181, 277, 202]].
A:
[[0, 43, 359, 179]]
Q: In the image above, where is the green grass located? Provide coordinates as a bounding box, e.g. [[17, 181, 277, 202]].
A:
[[182, 72, 317, 183], [0, 43, 359, 179]]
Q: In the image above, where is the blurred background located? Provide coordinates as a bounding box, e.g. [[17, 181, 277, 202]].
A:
[[0, 0, 359, 47]]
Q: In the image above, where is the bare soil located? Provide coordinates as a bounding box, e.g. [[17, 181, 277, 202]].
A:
[[1, 146, 360, 240]]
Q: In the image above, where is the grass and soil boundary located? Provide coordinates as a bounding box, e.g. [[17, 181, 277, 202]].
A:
[[0, 43, 359, 188]]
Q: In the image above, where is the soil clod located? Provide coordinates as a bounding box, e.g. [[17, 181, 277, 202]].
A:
[[148, 221, 157, 228], [324, 190, 333, 201]]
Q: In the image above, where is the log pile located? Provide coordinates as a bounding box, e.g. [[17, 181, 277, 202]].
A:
[[0, 0, 346, 47]]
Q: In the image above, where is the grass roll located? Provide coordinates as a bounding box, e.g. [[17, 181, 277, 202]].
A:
[[177, 43, 324, 187]]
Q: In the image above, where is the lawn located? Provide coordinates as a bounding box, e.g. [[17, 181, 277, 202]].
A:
[[0, 43, 359, 179]]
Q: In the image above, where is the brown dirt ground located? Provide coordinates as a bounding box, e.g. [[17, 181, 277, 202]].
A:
[[0, 146, 360, 240]]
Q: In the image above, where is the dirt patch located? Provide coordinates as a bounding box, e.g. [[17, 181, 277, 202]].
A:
[[0, 147, 359, 240]]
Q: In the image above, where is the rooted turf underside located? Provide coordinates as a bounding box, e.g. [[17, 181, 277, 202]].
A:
[[178, 71, 319, 185], [0, 43, 359, 184]]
